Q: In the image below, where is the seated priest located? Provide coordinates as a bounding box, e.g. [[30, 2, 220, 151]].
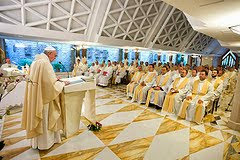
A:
[[114, 62, 127, 84], [132, 64, 157, 104], [98, 60, 113, 86], [22, 46, 69, 150], [145, 66, 171, 109], [79, 60, 88, 76], [126, 65, 145, 98], [112, 61, 118, 72], [162, 68, 190, 114], [206, 68, 223, 112], [189, 69, 199, 85], [88, 62, 96, 76], [218, 67, 237, 110], [72, 57, 82, 77], [127, 62, 137, 81], [95, 63, 105, 84], [1, 58, 18, 69], [178, 70, 213, 124]]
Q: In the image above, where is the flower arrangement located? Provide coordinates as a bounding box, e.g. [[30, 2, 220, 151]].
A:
[[87, 121, 102, 132]]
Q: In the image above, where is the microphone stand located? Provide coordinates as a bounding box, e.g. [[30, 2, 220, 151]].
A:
[[58, 62, 70, 78]]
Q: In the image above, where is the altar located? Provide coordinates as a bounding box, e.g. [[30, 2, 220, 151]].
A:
[[60, 76, 96, 138]]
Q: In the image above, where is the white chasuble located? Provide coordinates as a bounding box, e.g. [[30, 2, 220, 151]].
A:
[[22, 53, 65, 150], [178, 79, 213, 124]]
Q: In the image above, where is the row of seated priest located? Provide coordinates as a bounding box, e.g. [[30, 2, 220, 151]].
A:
[[126, 64, 237, 124], [71, 57, 238, 124]]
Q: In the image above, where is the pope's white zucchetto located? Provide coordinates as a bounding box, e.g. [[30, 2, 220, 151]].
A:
[[44, 46, 56, 51]]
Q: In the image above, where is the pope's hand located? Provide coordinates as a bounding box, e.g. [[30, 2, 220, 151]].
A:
[[64, 81, 70, 86]]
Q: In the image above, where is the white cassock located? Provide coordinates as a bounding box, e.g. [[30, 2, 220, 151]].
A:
[[112, 65, 118, 73], [72, 63, 82, 77], [128, 65, 135, 74], [132, 71, 157, 103], [115, 67, 127, 84], [98, 66, 113, 86], [81, 64, 89, 76], [88, 66, 95, 76], [126, 71, 145, 97], [178, 79, 213, 123], [171, 70, 180, 81], [189, 76, 199, 86], [163, 77, 190, 114], [211, 77, 223, 100], [219, 71, 237, 109], [22, 53, 65, 150], [1, 63, 18, 69], [95, 66, 105, 84], [146, 73, 171, 107]]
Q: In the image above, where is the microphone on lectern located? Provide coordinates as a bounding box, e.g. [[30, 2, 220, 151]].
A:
[[58, 61, 70, 78]]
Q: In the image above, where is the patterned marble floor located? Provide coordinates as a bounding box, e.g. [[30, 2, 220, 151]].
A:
[[0, 85, 239, 160]]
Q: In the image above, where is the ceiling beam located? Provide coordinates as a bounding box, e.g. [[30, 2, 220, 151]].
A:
[[150, 7, 175, 48], [86, 0, 112, 42]]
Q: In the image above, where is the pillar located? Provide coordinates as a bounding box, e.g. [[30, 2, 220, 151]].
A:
[[158, 55, 161, 64], [135, 49, 139, 61], [82, 48, 87, 58], [124, 49, 128, 60], [227, 74, 240, 131], [119, 49, 123, 62]]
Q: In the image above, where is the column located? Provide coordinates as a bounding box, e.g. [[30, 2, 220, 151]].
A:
[[82, 48, 87, 58], [135, 48, 139, 61], [124, 49, 128, 60], [158, 54, 161, 64], [227, 74, 240, 131], [119, 49, 123, 62]]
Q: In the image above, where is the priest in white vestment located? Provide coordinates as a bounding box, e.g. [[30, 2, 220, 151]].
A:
[[72, 57, 82, 77], [115, 62, 127, 84], [132, 64, 157, 104], [1, 58, 18, 69], [145, 66, 171, 108], [209, 69, 223, 100], [98, 61, 113, 86], [88, 62, 96, 76], [162, 69, 190, 114], [189, 69, 199, 85], [21, 46, 69, 150], [178, 70, 213, 124], [95, 63, 105, 84], [126, 66, 145, 97], [219, 67, 237, 110]]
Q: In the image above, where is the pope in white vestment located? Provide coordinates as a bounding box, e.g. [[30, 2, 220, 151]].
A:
[[22, 46, 69, 150], [178, 70, 213, 124], [146, 66, 171, 108], [98, 61, 113, 86]]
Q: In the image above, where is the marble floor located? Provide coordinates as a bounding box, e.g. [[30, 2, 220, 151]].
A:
[[0, 85, 239, 160]]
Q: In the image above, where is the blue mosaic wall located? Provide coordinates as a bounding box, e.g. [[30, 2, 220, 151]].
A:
[[4, 39, 75, 72], [87, 47, 120, 65]]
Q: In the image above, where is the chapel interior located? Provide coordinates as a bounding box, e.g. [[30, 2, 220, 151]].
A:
[[0, 0, 240, 160]]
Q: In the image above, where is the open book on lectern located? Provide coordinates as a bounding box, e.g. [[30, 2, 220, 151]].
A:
[[60, 76, 84, 85], [61, 76, 94, 85]]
